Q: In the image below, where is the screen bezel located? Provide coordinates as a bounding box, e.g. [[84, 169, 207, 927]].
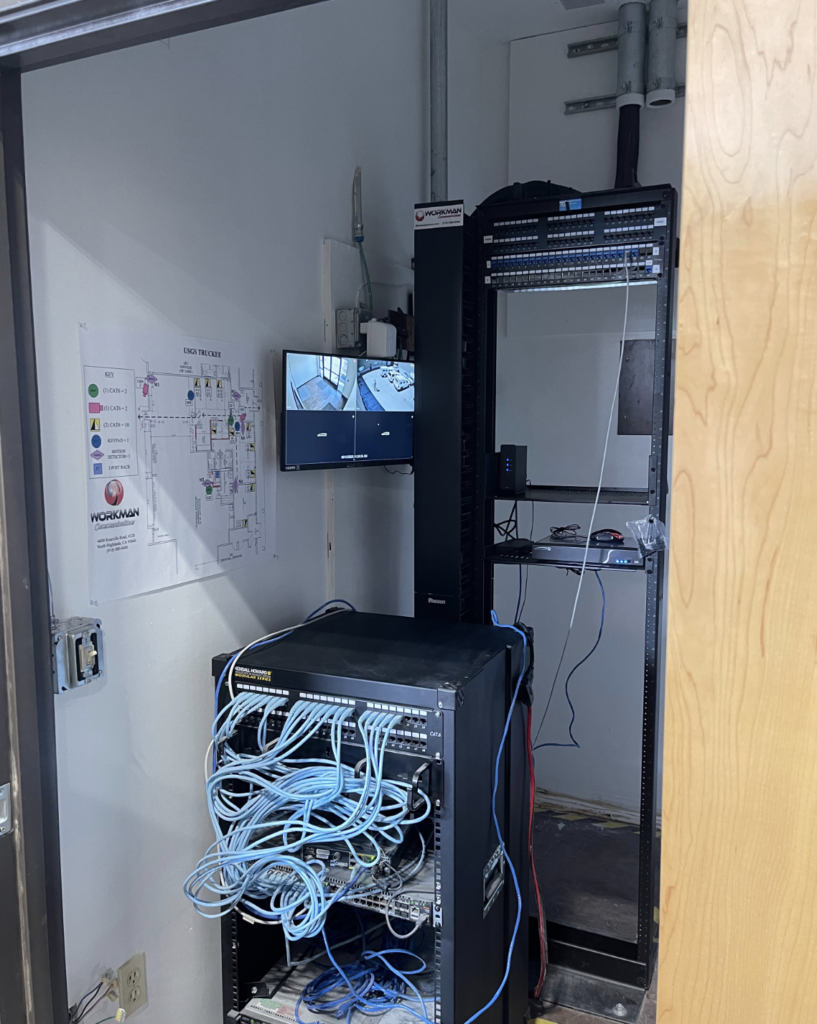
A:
[[280, 349, 415, 472]]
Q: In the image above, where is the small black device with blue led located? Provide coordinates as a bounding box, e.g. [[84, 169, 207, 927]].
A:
[[496, 444, 527, 497]]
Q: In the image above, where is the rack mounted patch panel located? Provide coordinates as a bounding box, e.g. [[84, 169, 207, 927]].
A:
[[485, 242, 660, 288], [480, 195, 671, 290], [234, 682, 438, 755]]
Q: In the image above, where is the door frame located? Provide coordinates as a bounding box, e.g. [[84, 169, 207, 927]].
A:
[[0, 3, 326, 1021], [0, 68, 66, 1024]]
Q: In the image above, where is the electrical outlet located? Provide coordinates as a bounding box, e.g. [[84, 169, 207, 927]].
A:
[[335, 307, 360, 349], [117, 951, 147, 1014]]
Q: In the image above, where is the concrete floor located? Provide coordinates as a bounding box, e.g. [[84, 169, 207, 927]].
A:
[[533, 810, 643, 941], [531, 807, 658, 1023]]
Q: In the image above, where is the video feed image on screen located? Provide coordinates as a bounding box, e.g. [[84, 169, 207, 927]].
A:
[[283, 352, 414, 469], [356, 359, 415, 412], [284, 354, 356, 468], [286, 354, 357, 411]]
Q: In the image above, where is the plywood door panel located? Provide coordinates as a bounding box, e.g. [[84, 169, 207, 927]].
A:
[[659, 2, 817, 1022]]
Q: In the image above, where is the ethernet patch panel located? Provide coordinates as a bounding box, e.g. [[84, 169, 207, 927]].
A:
[[479, 194, 672, 290], [234, 681, 438, 756], [484, 242, 661, 288]]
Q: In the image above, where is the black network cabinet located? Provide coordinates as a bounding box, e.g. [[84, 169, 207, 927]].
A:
[[211, 612, 529, 1024]]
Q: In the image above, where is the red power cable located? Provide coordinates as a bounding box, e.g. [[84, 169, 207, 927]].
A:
[[527, 706, 547, 998]]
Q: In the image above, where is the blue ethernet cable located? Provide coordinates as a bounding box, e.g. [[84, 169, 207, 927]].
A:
[[295, 938, 430, 1024], [185, 687, 430, 940], [459, 613, 526, 1024], [212, 600, 358, 768]]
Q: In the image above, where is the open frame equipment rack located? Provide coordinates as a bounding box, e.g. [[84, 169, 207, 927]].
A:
[[414, 184, 677, 1010]]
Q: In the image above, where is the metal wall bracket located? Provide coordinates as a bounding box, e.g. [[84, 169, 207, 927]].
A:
[[0, 783, 12, 836], [565, 85, 685, 115], [568, 23, 687, 58]]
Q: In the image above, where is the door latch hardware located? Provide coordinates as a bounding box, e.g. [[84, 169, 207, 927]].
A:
[[0, 783, 12, 837]]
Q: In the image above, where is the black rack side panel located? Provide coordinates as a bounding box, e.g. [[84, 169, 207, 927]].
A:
[[414, 212, 479, 621], [459, 215, 482, 622]]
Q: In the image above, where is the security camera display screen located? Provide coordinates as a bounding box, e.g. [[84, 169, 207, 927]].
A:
[[282, 352, 414, 469]]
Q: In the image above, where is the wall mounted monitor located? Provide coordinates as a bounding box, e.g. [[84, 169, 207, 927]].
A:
[[281, 351, 414, 470]]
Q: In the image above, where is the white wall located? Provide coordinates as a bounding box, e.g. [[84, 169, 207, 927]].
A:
[[23, 2, 425, 1019], [449, 3, 510, 209], [500, 23, 686, 812]]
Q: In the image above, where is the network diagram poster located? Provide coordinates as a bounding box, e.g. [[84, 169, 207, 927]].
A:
[[81, 326, 267, 602]]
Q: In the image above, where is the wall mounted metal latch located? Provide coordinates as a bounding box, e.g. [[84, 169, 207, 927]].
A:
[[0, 783, 12, 836], [52, 617, 104, 693]]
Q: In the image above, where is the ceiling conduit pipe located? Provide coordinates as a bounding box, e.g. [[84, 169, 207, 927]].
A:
[[430, 0, 448, 202], [646, 0, 678, 107], [614, 1, 646, 189]]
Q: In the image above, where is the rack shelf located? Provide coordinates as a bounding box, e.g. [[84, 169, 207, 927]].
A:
[[490, 485, 650, 505], [488, 544, 646, 571]]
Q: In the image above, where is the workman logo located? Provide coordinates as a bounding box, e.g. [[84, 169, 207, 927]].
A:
[[414, 202, 465, 231], [90, 506, 139, 523], [104, 479, 125, 506]]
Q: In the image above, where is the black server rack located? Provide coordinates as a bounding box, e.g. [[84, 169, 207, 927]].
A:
[[212, 612, 529, 1024], [413, 184, 677, 1007]]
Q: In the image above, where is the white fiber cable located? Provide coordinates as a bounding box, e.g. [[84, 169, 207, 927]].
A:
[[533, 255, 632, 747]]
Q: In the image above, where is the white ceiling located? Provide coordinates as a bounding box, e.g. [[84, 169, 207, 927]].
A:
[[453, 0, 687, 44]]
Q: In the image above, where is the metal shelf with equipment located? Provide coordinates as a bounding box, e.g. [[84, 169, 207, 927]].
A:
[[413, 183, 677, 1016]]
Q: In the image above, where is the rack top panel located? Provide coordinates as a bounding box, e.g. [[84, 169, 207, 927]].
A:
[[213, 611, 522, 691]]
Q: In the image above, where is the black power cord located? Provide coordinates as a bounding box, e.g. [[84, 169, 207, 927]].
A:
[[548, 523, 581, 541]]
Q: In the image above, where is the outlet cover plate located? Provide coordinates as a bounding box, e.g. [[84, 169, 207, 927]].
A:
[[117, 951, 147, 1014]]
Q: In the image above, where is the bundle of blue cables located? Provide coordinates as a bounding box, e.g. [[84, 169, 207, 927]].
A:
[[183, 601, 432, 941], [296, 938, 430, 1024]]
